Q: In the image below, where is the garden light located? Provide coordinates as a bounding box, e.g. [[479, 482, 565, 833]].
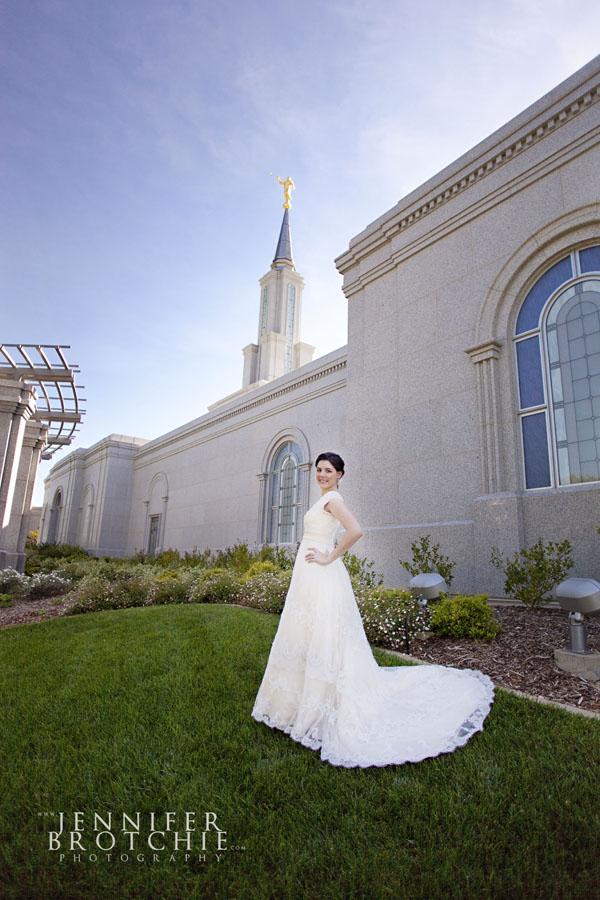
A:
[[409, 573, 447, 604], [554, 577, 600, 653], [553, 577, 600, 681]]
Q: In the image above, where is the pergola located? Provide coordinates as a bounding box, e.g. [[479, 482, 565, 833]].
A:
[[0, 344, 85, 458]]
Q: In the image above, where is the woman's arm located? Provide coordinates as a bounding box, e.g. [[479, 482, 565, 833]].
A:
[[306, 497, 363, 565]]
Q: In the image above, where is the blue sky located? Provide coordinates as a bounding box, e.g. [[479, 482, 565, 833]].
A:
[[2, 0, 599, 504]]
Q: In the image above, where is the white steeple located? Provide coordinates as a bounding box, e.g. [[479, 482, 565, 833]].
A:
[[241, 206, 314, 390]]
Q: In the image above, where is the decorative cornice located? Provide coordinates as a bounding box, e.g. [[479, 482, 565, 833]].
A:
[[336, 77, 600, 288]]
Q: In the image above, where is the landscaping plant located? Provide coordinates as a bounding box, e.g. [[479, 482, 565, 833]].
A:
[[429, 594, 501, 641], [398, 535, 456, 587], [490, 538, 574, 607]]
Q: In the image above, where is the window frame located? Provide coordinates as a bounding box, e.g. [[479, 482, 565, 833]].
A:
[[514, 246, 600, 490], [267, 440, 303, 544]]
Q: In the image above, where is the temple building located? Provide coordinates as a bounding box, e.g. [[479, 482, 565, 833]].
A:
[[39, 57, 600, 594]]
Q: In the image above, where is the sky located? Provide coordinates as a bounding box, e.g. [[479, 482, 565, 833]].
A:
[[1, 0, 599, 505]]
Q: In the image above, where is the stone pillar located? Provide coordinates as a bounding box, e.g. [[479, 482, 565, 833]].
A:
[[298, 461, 312, 536], [465, 340, 504, 494], [158, 496, 168, 554], [256, 473, 269, 544], [466, 339, 524, 595], [11, 421, 48, 571], [142, 500, 150, 554], [0, 377, 38, 569]]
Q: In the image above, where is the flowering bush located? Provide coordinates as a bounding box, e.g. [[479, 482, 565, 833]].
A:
[[237, 571, 292, 614], [0, 568, 27, 596], [0, 568, 72, 600], [147, 569, 196, 605], [430, 594, 501, 641], [65, 574, 153, 616], [357, 588, 430, 653], [187, 569, 242, 605], [243, 560, 281, 580], [24, 572, 73, 601]]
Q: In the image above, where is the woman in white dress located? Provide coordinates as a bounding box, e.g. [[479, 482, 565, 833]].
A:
[[251, 452, 494, 768]]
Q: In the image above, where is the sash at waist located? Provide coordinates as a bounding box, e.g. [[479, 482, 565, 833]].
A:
[[300, 532, 334, 546]]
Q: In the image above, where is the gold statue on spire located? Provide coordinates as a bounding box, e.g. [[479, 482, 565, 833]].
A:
[[270, 173, 295, 209]]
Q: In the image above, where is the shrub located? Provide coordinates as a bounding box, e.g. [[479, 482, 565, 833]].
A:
[[243, 560, 281, 580], [65, 573, 153, 616], [357, 588, 430, 653], [490, 538, 574, 607], [187, 569, 242, 604], [147, 579, 189, 605], [181, 548, 213, 568], [256, 543, 297, 570], [0, 593, 15, 608], [208, 541, 258, 574], [399, 535, 456, 587], [237, 571, 292, 614], [25, 542, 88, 575], [22, 573, 72, 601], [0, 568, 27, 596], [342, 553, 384, 590], [155, 548, 183, 568], [430, 594, 501, 641]]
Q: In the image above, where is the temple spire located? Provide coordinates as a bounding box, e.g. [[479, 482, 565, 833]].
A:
[[272, 209, 295, 269]]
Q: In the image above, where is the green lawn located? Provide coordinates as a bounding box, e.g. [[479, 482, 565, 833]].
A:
[[1, 603, 599, 900]]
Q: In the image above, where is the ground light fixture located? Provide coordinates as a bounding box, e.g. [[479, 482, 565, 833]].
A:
[[553, 577, 600, 682], [409, 573, 447, 604]]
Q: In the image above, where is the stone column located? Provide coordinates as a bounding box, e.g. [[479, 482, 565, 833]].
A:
[[465, 340, 504, 494], [0, 377, 38, 568], [158, 495, 168, 554], [142, 500, 150, 554], [466, 339, 524, 594], [298, 461, 312, 538], [11, 421, 48, 571], [256, 473, 269, 544]]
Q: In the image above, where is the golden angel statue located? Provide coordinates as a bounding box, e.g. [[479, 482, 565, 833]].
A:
[[270, 174, 295, 209]]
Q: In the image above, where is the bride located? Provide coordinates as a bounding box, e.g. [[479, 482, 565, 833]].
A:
[[251, 452, 494, 768]]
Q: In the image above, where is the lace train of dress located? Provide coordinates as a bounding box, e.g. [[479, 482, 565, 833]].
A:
[[251, 491, 494, 768]]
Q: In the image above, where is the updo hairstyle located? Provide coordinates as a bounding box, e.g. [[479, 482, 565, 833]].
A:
[[315, 452, 345, 478]]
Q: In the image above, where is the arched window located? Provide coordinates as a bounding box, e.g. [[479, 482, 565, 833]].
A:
[[47, 489, 62, 543], [268, 441, 302, 542], [514, 245, 600, 488]]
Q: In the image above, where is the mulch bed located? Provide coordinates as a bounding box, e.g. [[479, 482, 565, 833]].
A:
[[1, 597, 599, 714], [408, 605, 600, 713]]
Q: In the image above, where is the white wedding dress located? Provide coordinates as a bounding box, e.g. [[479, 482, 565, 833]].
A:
[[251, 490, 494, 768]]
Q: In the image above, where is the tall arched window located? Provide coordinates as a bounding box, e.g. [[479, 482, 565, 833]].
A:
[[514, 245, 600, 488], [47, 489, 62, 543], [268, 441, 302, 542]]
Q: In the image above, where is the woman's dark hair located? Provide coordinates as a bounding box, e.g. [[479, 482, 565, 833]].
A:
[[315, 452, 345, 477]]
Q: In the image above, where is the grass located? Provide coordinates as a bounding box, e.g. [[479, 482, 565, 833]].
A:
[[0, 602, 599, 900]]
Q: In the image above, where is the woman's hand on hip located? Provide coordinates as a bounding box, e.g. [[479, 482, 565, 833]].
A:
[[305, 547, 330, 565]]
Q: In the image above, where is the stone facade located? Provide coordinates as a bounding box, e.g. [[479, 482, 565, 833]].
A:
[[39, 57, 600, 593]]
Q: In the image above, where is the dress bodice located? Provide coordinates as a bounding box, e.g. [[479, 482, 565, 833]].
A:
[[301, 490, 343, 545]]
